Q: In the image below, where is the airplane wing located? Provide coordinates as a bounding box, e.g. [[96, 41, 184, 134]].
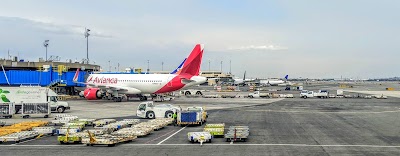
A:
[[93, 84, 142, 94]]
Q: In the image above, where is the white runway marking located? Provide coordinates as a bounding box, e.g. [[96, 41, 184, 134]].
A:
[[2, 144, 400, 148], [245, 110, 400, 114], [157, 126, 186, 145]]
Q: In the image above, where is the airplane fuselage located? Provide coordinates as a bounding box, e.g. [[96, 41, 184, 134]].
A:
[[87, 73, 206, 94]]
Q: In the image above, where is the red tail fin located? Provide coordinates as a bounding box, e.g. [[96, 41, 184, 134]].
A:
[[178, 44, 204, 76], [73, 68, 80, 82]]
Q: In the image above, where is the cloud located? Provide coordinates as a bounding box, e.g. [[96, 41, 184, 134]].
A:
[[229, 44, 288, 51], [0, 16, 113, 38]]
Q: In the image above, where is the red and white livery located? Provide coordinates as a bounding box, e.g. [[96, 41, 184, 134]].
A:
[[74, 44, 207, 102]]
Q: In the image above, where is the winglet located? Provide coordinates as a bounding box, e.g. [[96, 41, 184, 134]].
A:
[[73, 68, 80, 82]]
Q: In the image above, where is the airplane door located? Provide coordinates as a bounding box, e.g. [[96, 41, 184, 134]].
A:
[[167, 76, 174, 87]]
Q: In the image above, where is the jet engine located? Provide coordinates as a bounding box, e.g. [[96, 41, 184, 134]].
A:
[[83, 88, 103, 100]]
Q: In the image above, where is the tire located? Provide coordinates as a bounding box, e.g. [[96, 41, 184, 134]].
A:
[[57, 107, 65, 113], [108, 144, 115, 147], [303, 96, 307, 99], [195, 91, 202, 96], [165, 111, 173, 118], [146, 111, 155, 119], [250, 96, 253, 98], [208, 139, 212, 143], [185, 91, 191, 96], [44, 115, 49, 118]]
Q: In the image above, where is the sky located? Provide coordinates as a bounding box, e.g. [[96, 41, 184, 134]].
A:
[[0, 0, 399, 79]]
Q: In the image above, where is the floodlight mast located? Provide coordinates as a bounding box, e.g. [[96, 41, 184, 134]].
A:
[[85, 28, 90, 64], [43, 40, 49, 61]]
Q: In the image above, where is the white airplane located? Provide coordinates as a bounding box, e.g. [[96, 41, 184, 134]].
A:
[[259, 75, 291, 86], [73, 44, 207, 102], [233, 71, 255, 86]]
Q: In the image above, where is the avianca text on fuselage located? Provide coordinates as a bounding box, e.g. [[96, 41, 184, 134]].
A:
[[87, 76, 118, 84]]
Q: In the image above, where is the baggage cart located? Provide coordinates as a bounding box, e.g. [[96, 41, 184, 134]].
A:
[[122, 119, 140, 125], [21, 103, 50, 118], [204, 123, 225, 128], [204, 128, 224, 137], [86, 129, 108, 135], [82, 132, 136, 147], [0, 103, 14, 118], [188, 132, 212, 145], [32, 127, 56, 135], [56, 127, 81, 135], [64, 122, 85, 129], [0, 131, 39, 143], [94, 126, 115, 134], [94, 119, 116, 127], [225, 126, 249, 142], [78, 119, 96, 126]]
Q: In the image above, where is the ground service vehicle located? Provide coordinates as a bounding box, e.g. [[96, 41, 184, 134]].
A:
[[188, 132, 212, 144], [180, 89, 204, 96], [300, 90, 329, 99], [248, 91, 271, 98], [177, 107, 207, 126], [0, 86, 70, 113], [136, 101, 180, 119]]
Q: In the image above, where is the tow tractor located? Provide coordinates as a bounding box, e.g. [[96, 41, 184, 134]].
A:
[[136, 101, 181, 119]]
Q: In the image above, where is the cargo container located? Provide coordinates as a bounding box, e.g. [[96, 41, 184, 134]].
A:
[[0, 103, 14, 118], [21, 103, 50, 118], [177, 107, 207, 126]]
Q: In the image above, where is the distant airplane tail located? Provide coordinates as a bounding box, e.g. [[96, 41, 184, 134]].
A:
[[284, 75, 289, 81], [178, 44, 204, 76], [243, 71, 246, 81], [171, 58, 187, 74]]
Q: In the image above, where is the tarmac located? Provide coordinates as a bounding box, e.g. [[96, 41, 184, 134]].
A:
[[1, 82, 400, 156]]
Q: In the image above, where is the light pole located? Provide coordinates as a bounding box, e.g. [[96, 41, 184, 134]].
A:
[[84, 28, 90, 64], [147, 60, 150, 74], [162, 62, 164, 71], [220, 61, 223, 72], [43, 40, 49, 61], [208, 60, 211, 71], [108, 60, 111, 72], [229, 60, 231, 74]]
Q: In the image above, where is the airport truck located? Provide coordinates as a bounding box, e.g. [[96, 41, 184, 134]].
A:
[[136, 101, 181, 119], [0, 86, 70, 113], [248, 91, 271, 98], [300, 90, 329, 99]]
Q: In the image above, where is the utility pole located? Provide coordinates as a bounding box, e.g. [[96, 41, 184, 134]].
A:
[[85, 28, 90, 64], [117, 63, 120, 72], [162, 62, 164, 71]]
